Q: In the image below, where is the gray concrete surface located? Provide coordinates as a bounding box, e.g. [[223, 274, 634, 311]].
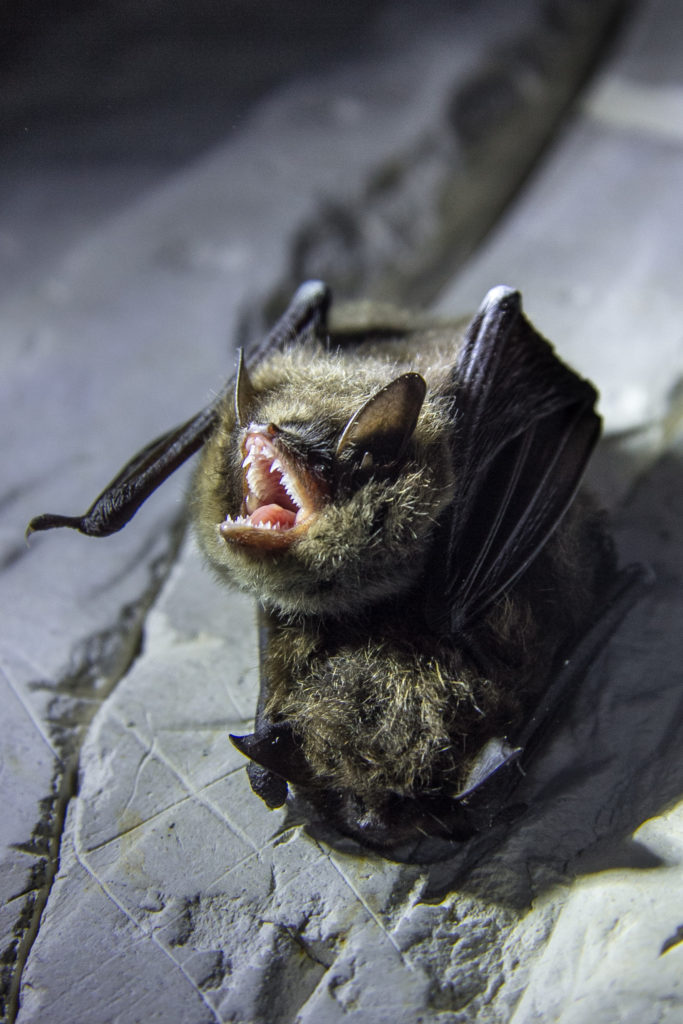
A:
[[2, 0, 682, 1021]]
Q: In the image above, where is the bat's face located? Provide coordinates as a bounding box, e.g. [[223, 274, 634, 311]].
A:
[[192, 344, 455, 617]]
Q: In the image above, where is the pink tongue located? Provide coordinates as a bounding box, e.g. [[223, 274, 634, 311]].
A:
[[248, 504, 297, 529]]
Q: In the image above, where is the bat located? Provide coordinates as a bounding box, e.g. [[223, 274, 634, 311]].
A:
[[27, 281, 644, 855]]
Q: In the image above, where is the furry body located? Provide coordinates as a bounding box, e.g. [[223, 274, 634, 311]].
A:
[[192, 304, 612, 825]]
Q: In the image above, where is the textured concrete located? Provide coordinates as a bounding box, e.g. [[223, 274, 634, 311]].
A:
[[3, 0, 682, 1021]]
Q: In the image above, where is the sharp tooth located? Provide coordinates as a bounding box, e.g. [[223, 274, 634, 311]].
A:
[[270, 458, 283, 474], [284, 479, 303, 508], [283, 479, 299, 504], [246, 467, 259, 493], [223, 514, 251, 526], [242, 453, 254, 469]]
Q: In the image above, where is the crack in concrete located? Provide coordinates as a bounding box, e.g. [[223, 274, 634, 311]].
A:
[[325, 852, 408, 965], [1, 515, 186, 1024], [1, 664, 58, 760], [660, 923, 683, 956], [108, 707, 261, 856]]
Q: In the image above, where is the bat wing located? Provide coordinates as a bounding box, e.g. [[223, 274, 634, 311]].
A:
[[26, 281, 331, 537], [27, 404, 224, 538], [435, 286, 601, 636]]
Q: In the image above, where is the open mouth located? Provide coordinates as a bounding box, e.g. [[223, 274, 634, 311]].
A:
[[219, 429, 324, 549]]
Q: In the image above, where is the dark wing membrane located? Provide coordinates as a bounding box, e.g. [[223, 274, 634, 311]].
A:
[[439, 286, 600, 633], [26, 280, 332, 538], [250, 279, 330, 361]]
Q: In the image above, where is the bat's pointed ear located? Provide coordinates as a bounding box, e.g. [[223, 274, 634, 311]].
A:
[[335, 372, 426, 467], [234, 348, 257, 427]]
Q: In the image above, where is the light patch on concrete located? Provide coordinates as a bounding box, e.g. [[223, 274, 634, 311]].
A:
[[586, 74, 683, 143]]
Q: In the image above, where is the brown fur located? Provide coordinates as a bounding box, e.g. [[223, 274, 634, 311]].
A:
[[191, 311, 614, 809], [260, 494, 611, 805]]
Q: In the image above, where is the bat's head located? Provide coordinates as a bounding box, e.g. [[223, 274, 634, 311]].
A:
[[192, 344, 455, 618]]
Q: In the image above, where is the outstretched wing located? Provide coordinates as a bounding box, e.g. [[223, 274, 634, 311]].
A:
[[27, 403, 224, 538], [26, 280, 331, 538], [436, 286, 600, 635]]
